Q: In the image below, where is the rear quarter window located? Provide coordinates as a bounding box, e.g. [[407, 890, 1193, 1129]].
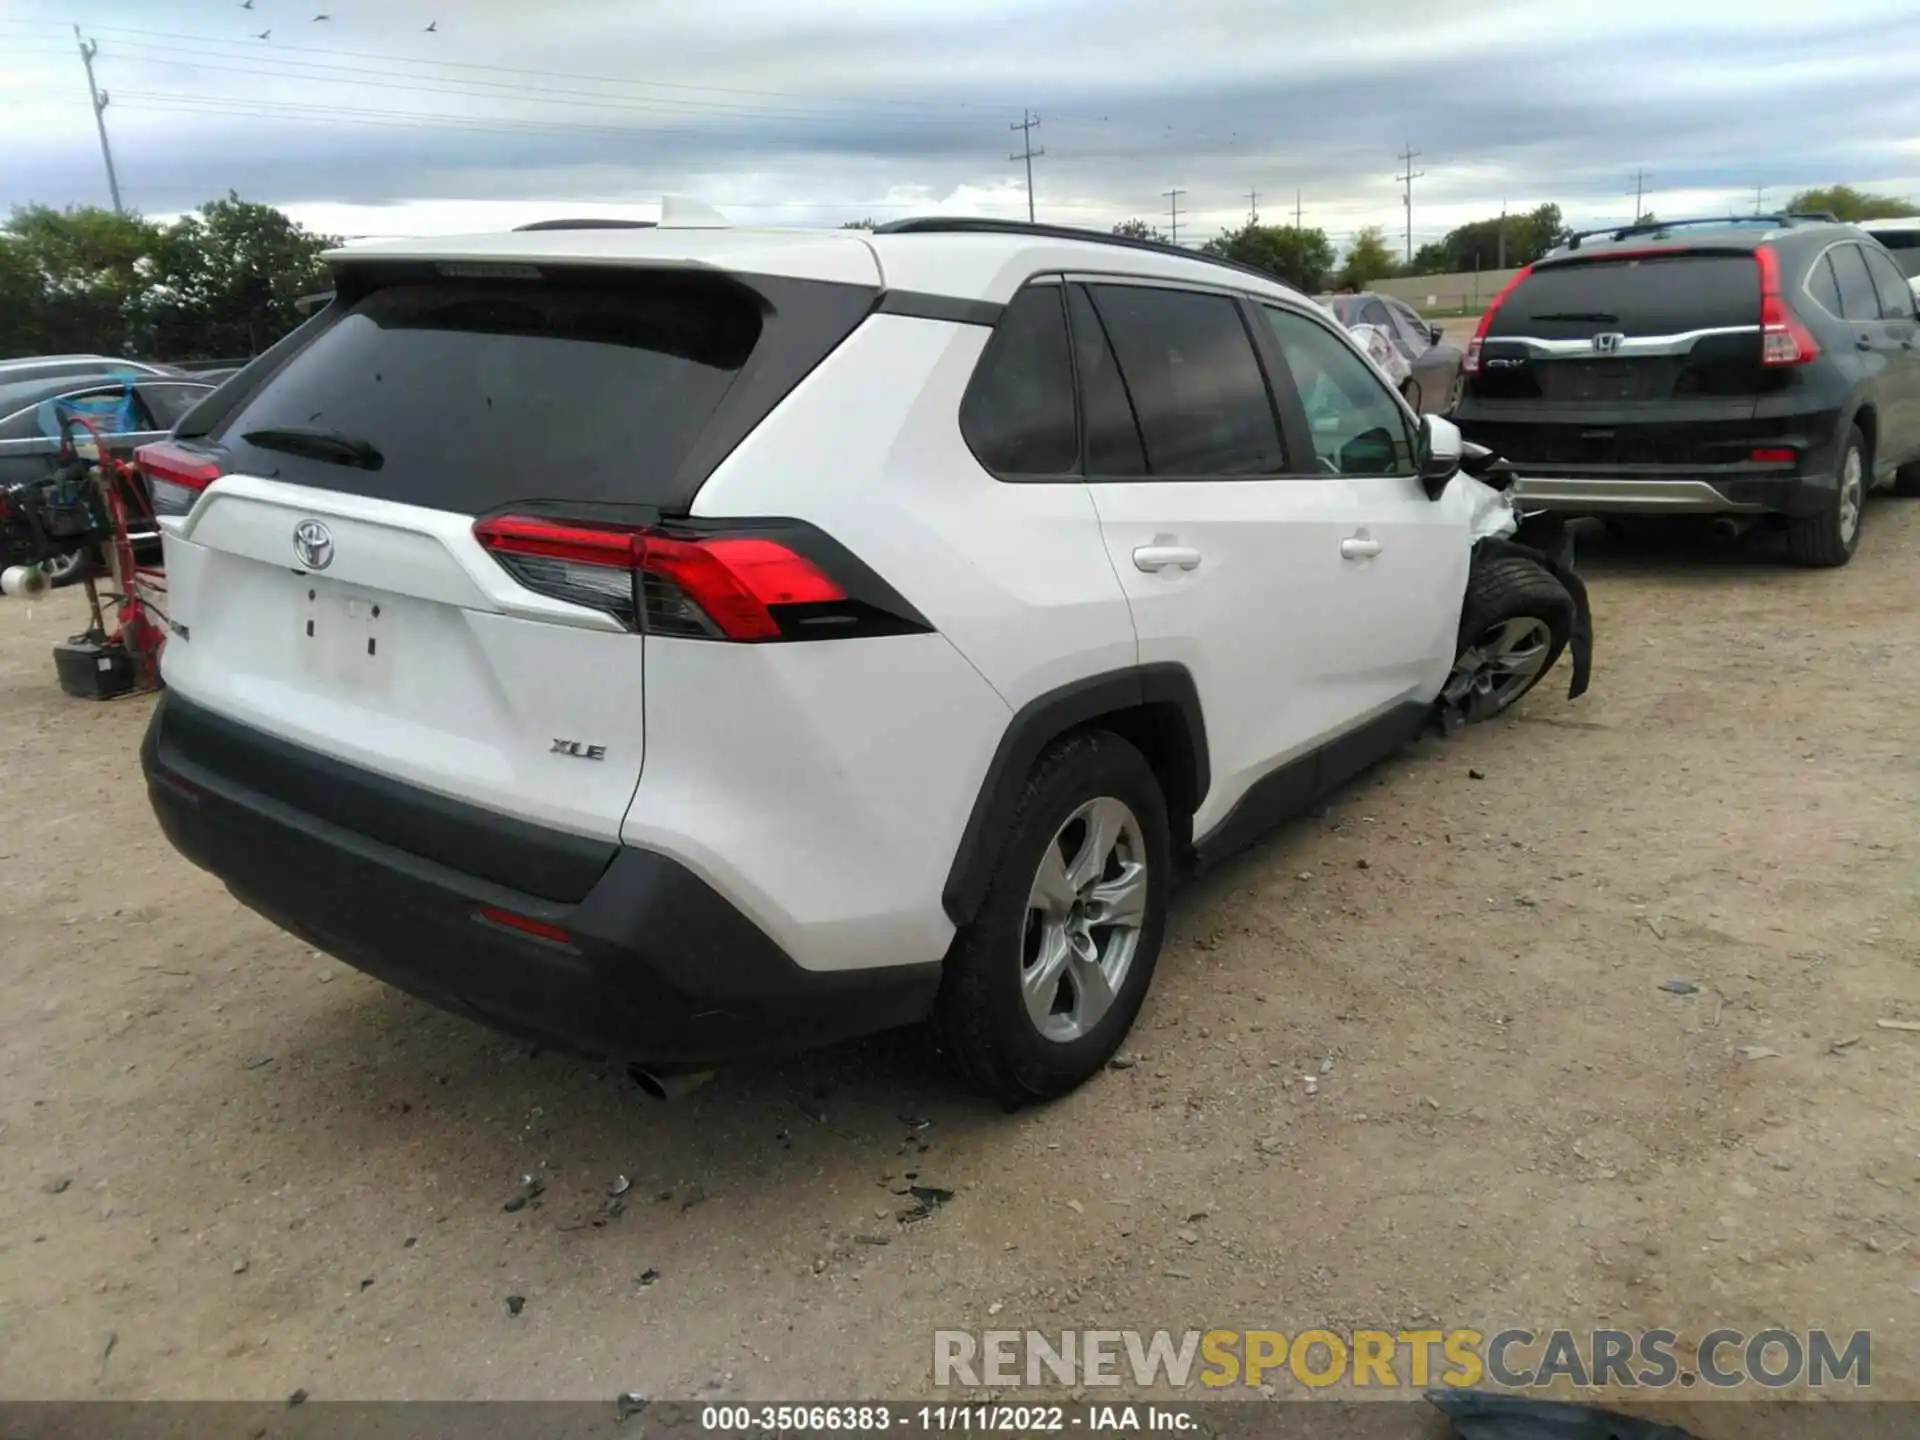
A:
[[1494, 254, 1760, 338], [212, 275, 764, 513]]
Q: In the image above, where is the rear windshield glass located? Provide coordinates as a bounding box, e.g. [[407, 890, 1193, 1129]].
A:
[[1493, 254, 1759, 338], [213, 276, 762, 513], [1871, 231, 1920, 278]]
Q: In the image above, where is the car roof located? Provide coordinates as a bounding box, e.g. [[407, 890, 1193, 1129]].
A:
[[328, 216, 1313, 308], [1543, 215, 1853, 264]]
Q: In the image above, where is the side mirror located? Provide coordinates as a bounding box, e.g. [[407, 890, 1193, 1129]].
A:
[[1428, 322, 1446, 346], [1458, 439, 1520, 491], [1416, 413, 1463, 500]]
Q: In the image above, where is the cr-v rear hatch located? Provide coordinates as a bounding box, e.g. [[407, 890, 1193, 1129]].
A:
[[144, 254, 876, 897], [1456, 246, 1803, 470]]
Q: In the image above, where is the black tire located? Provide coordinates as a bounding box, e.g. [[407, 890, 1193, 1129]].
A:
[[936, 730, 1170, 1108], [1785, 425, 1866, 568], [1446, 555, 1573, 721]]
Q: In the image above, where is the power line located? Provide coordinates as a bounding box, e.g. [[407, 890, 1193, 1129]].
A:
[[1396, 144, 1424, 265], [73, 26, 122, 213], [1164, 187, 1185, 245], [5, 17, 998, 116], [1010, 110, 1044, 223]]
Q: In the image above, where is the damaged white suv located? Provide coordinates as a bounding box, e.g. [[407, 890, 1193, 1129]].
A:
[[138, 213, 1590, 1106]]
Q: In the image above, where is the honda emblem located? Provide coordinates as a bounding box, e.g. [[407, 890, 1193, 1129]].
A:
[[1592, 332, 1626, 355]]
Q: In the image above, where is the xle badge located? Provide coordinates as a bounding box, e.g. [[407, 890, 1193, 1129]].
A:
[[551, 738, 607, 761]]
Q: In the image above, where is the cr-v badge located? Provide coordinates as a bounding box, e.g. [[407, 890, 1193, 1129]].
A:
[[292, 519, 335, 570]]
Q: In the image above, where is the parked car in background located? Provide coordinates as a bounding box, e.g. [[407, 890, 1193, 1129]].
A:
[[0, 375, 217, 585], [1856, 217, 1920, 296], [138, 214, 1588, 1106], [0, 355, 175, 387], [1320, 292, 1463, 413], [1452, 215, 1920, 567]]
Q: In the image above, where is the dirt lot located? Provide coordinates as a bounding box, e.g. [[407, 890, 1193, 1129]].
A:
[[2, 508, 1917, 1428]]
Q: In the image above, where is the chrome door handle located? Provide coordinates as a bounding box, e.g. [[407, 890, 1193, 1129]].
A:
[[1340, 537, 1383, 560], [1132, 545, 1202, 573]]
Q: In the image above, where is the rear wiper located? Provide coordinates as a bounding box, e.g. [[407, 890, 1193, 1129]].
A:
[[241, 426, 384, 470], [1530, 311, 1620, 323]]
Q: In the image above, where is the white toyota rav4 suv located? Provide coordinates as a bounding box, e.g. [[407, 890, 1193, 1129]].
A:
[[139, 213, 1591, 1105]]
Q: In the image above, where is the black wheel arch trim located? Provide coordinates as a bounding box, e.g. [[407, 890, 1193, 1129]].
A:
[[941, 663, 1208, 927]]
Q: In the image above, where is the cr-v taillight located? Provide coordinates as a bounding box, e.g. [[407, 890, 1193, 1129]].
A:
[[135, 441, 226, 516], [1756, 246, 1820, 367], [473, 514, 891, 642], [1463, 263, 1534, 375]]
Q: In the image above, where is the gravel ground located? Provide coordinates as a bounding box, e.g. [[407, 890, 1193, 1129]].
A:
[[2, 505, 1917, 1434]]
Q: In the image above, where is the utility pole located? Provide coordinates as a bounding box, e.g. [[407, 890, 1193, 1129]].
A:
[[1164, 188, 1185, 246], [1009, 111, 1043, 223], [1752, 182, 1767, 215], [74, 26, 123, 214], [1294, 190, 1303, 229], [1247, 188, 1259, 226], [1629, 167, 1649, 221], [1497, 199, 1507, 269], [1396, 145, 1424, 266]]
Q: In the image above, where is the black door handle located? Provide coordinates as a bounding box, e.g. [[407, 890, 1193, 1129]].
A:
[[1856, 335, 1874, 351]]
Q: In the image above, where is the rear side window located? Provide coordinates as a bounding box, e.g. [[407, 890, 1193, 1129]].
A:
[[1806, 253, 1843, 317], [214, 276, 762, 512], [1494, 255, 1760, 337], [1087, 285, 1285, 477], [959, 284, 1078, 477], [1829, 245, 1880, 321]]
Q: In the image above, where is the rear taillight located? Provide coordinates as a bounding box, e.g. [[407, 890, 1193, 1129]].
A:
[[473, 514, 856, 641], [1749, 446, 1797, 464], [1463, 263, 1534, 375], [135, 441, 225, 516], [1756, 246, 1819, 367]]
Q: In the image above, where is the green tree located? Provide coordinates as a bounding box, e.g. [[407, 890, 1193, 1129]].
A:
[[1404, 241, 1452, 276], [1786, 185, 1918, 222], [839, 218, 878, 229], [1112, 218, 1165, 242], [1199, 222, 1334, 292], [1339, 226, 1398, 288], [1427, 203, 1564, 274], [3, 203, 163, 356], [150, 192, 336, 358]]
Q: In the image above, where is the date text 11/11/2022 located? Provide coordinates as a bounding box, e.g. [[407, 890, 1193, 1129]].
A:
[[699, 1404, 1196, 1432]]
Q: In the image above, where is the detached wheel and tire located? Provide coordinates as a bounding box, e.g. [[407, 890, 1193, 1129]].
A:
[[1786, 424, 1867, 568], [1442, 555, 1573, 722], [937, 731, 1170, 1108]]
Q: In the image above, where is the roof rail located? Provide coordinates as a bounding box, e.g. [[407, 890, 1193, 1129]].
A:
[[870, 216, 1301, 295], [512, 218, 658, 232], [1561, 213, 1839, 251]]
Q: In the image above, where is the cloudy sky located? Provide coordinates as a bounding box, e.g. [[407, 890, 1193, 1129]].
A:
[[2, 0, 1917, 254]]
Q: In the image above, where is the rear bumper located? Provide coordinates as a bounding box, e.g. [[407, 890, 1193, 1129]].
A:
[[142, 694, 941, 1067], [1511, 474, 1798, 514]]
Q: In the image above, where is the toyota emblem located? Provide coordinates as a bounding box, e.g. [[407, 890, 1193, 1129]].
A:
[[292, 519, 335, 570]]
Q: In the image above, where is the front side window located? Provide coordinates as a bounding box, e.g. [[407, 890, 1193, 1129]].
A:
[[1262, 306, 1415, 476], [1861, 246, 1917, 320], [959, 284, 1079, 478], [1084, 284, 1285, 477]]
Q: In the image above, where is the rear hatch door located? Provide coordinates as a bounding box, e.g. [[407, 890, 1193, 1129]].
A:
[[1465, 249, 1777, 469], [157, 260, 873, 893]]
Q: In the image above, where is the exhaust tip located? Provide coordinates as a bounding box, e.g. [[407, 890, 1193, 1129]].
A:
[[628, 1066, 716, 1102]]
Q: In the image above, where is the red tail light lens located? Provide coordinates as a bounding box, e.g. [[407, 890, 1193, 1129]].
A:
[[1463, 263, 1534, 375], [1756, 246, 1819, 367], [473, 515, 848, 641], [135, 441, 226, 516], [474, 904, 573, 946], [1749, 447, 1797, 464]]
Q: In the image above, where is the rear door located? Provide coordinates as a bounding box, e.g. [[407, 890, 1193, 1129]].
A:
[[1465, 250, 1769, 470], [1859, 243, 1920, 464], [155, 268, 847, 846], [1073, 280, 1449, 837]]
